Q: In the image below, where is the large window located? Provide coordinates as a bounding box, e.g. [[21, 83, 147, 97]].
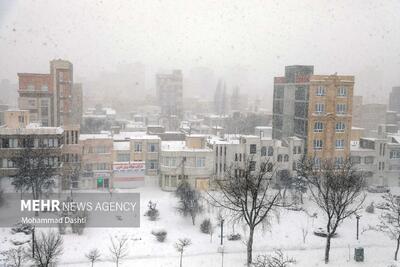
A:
[[148, 143, 158, 152], [316, 86, 326, 96], [337, 86, 348, 96], [315, 103, 325, 113], [249, 144, 257, 154], [390, 150, 400, 159], [195, 157, 205, 167], [313, 139, 323, 150], [335, 122, 346, 132], [336, 103, 347, 114], [134, 142, 142, 152], [335, 139, 345, 149], [314, 121, 324, 132]]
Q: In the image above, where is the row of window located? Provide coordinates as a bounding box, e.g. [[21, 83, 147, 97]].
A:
[[0, 138, 59, 149], [315, 103, 347, 114], [162, 157, 206, 168], [313, 157, 345, 167], [163, 175, 188, 187], [314, 121, 346, 133], [315, 86, 348, 97], [134, 143, 158, 153], [26, 84, 48, 91], [312, 139, 346, 150], [0, 157, 59, 169], [350, 156, 374, 164]]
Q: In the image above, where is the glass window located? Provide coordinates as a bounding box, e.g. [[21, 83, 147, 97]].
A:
[[336, 103, 347, 114], [134, 142, 142, 152], [335, 122, 346, 132], [337, 86, 347, 96], [313, 139, 323, 150], [250, 144, 257, 154], [314, 122, 324, 132], [315, 103, 325, 113], [316, 86, 326, 96], [335, 139, 345, 149]]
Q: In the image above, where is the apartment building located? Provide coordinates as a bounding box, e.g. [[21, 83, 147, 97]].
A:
[[208, 134, 304, 184], [160, 135, 214, 191], [307, 75, 354, 164], [156, 70, 183, 130], [0, 125, 64, 179], [273, 65, 354, 163], [0, 109, 29, 128], [79, 134, 113, 190], [351, 136, 400, 186], [17, 59, 82, 127]]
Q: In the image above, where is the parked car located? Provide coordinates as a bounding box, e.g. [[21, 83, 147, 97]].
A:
[[313, 227, 338, 238], [367, 185, 390, 193]]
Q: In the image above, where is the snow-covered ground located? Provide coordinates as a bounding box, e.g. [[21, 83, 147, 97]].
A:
[[1, 187, 399, 267]]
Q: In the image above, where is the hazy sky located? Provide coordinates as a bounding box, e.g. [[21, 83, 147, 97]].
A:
[[0, 0, 399, 102]]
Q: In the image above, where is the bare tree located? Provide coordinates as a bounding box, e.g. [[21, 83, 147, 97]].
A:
[[297, 158, 365, 264], [253, 249, 296, 267], [376, 193, 400, 261], [1, 247, 27, 267], [28, 230, 64, 267], [85, 248, 101, 267], [207, 159, 282, 265], [12, 146, 58, 214], [176, 180, 203, 225], [109, 236, 129, 267], [175, 238, 191, 267]]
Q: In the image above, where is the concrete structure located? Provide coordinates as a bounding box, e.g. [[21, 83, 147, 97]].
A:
[[160, 135, 214, 191], [273, 66, 354, 162], [0, 125, 64, 178], [207, 135, 303, 184], [156, 70, 183, 130], [351, 136, 400, 186], [359, 103, 387, 137], [17, 59, 81, 127], [0, 109, 29, 128], [307, 74, 354, 163]]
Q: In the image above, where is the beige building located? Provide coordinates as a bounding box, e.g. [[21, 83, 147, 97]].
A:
[[0, 109, 30, 128], [307, 75, 354, 164]]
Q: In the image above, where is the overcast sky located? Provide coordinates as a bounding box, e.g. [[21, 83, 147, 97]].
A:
[[0, 0, 399, 102]]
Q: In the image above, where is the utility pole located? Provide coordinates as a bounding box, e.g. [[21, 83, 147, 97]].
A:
[[356, 215, 361, 240], [220, 219, 224, 245], [32, 226, 35, 258]]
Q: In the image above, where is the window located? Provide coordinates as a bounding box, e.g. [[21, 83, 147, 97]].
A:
[[196, 157, 205, 167], [148, 160, 158, 170], [314, 157, 321, 167], [28, 99, 36, 107], [335, 122, 346, 132], [314, 122, 324, 132], [27, 84, 35, 91], [267, 146, 274, 156], [117, 153, 130, 162], [41, 85, 48, 91], [261, 146, 267, 156], [9, 138, 18, 148], [164, 175, 170, 187], [170, 176, 177, 187], [315, 103, 325, 113], [335, 139, 345, 149], [277, 154, 283, 162], [148, 143, 158, 152], [284, 154, 289, 162], [316, 86, 326, 96], [336, 103, 347, 114], [95, 146, 107, 153], [365, 156, 374, 164], [134, 142, 142, 152], [250, 144, 257, 154], [390, 150, 400, 159], [313, 139, 323, 150], [337, 86, 347, 96], [335, 157, 344, 166]]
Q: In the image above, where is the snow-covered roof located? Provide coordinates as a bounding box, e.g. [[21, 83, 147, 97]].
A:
[[161, 141, 213, 152], [0, 126, 64, 135], [113, 131, 160, 141], [79, 133, 111, 140]]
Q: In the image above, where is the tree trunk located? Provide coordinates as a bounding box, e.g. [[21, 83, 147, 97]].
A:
[[180, 251, 183, 267], [395, 235, 400, 261], [325, 235, 331, 264], [247, 227, 255, 266]]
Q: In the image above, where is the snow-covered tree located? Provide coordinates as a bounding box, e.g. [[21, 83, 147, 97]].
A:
[[175, 181, 203, 225], [109, 236, 129, 267], [28, 230, 64, 267], [1, 247, 26, 267], [297, 158, 365, 263], [377, 193, 400, 261], [85, 248, 101, 267], [208, 159, 282, 266], [175, 238, 191, 267]]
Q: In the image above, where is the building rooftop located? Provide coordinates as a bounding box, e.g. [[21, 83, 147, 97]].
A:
[[0, 125, 64, 135], [79, 133, 111, 140], [161, 141, 213, 152], [113, 141, 130, 151], [113, 131, 160, 141]]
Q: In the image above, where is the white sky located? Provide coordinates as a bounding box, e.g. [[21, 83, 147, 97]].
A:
[[0, 0, 399, 102]]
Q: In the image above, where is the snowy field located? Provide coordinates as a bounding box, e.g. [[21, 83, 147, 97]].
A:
[[1, 187, 400, 267]]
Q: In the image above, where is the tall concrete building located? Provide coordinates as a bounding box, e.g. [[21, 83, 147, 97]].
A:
[[156, 70, 183, 130], [273, 65, 355, 162], [17, 59, 81, 127], [389, 86, 400, 114]]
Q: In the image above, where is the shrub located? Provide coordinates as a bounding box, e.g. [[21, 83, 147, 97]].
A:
[[200, 218, 212, 234], [366, 202, 374, 213], [145, 201, 160, 221], [152, 229, 167, 242], [11, 223, 33, 235]]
